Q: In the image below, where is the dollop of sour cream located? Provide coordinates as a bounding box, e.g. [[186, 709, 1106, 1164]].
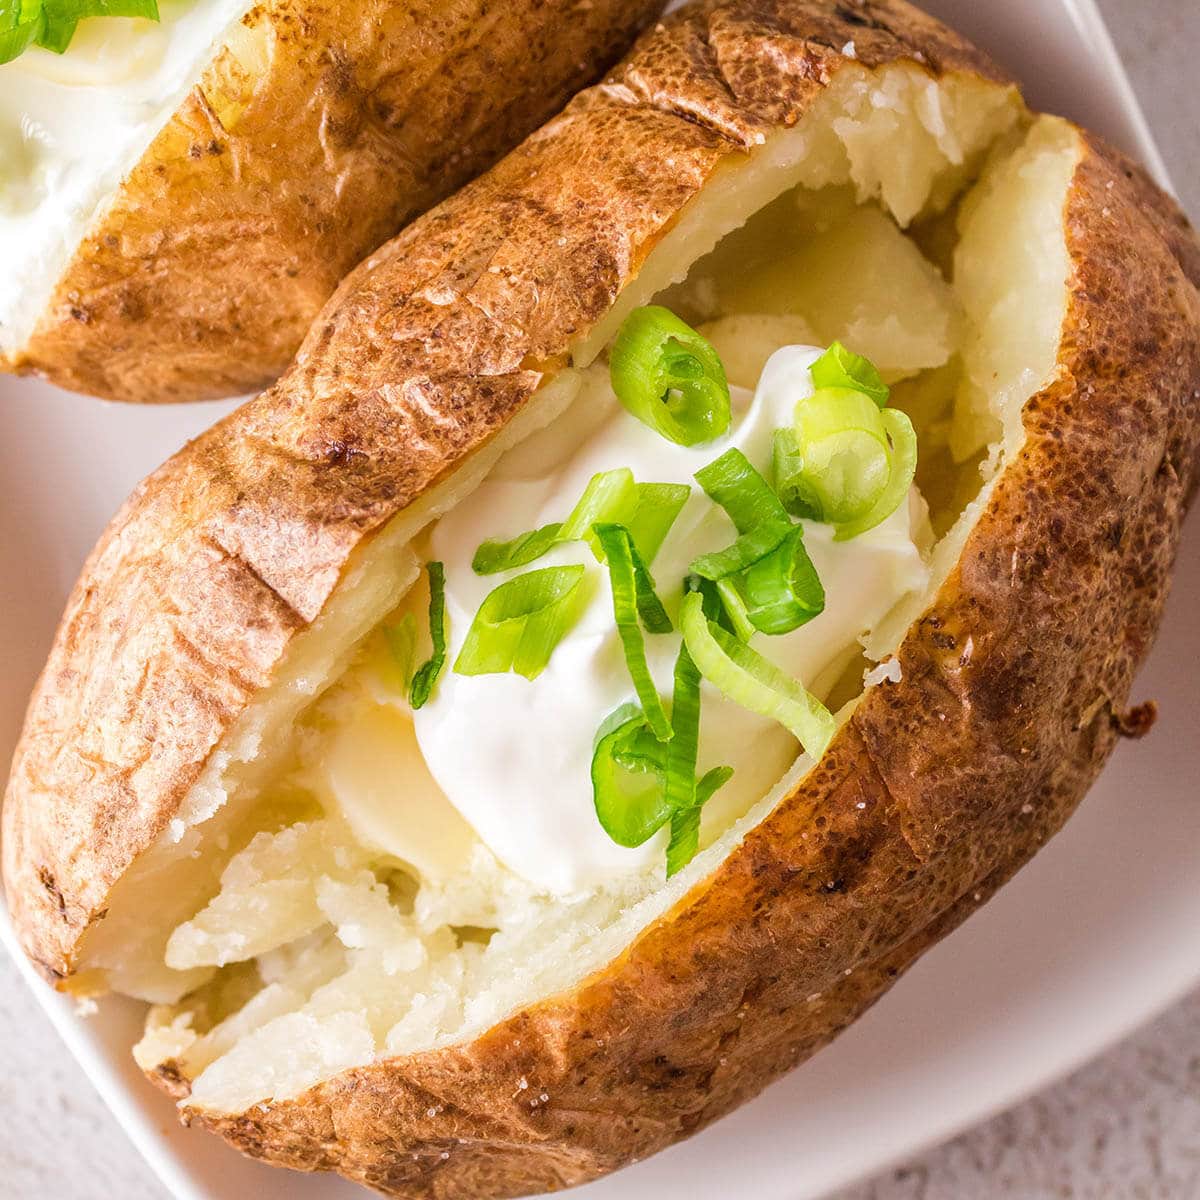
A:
[[411, 346, 931, 895]]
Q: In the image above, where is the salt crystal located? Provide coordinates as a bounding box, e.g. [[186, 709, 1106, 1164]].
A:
[[864, 657, 903, 687]]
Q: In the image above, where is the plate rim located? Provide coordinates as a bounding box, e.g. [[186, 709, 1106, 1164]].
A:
[[0, 1, 1185, 1198]]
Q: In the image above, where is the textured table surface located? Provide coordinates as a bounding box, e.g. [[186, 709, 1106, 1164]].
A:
[[1, 2, 1197, 1198]]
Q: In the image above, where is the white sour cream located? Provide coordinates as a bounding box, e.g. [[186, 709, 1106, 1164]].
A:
[[0, 0, 248, 353], [411, 346, 931, 895]]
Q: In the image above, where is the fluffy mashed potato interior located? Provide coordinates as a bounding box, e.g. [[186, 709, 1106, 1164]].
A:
[[73, 65, 1079, 1116]]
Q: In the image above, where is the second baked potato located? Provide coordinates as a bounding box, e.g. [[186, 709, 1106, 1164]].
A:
[[0, 0, 661, 403], [4, 1, 1199, 1197]]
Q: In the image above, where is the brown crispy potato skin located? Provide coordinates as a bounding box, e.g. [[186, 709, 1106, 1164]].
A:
[[0, 0, 662, 404], [4, 0, 1200, 1196]]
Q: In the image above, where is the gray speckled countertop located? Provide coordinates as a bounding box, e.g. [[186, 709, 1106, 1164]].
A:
[[0, 3, 1196, 1198]]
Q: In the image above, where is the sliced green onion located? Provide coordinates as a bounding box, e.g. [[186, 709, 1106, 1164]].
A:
[[662, 640, 702, 817], [732, 527, 825, 635], [685, 572, 748, 642], [383, 612, 418, 690], [689, 521, 792, 583], [690, 448, 794, 580], [473, 468, 637, 575], [591, 705, 671, 848], [35, 12, 77, 50], [560, 469, 639, 552], [665, 765, 734, 877], [833, 408, 917, 541], [454, 564, 587, 681], [597, 520, 672, 633], [473, 475, 688, 577], [663, 579, 732, 876], [680, 591, 835, 758], [594, 523, 672, 740], [610, 306, 731, 446], [810, 341, 890, 408], [714, 578, 756, 642], [0, 0, 44, 62], [694, 448, 792, 535], [772, 429, 824, 521], [610, 717, 668, 776], [664, 806, 700, 878], [1, 0, 160, 61], [697, 764, 735, 808], [791, 387, 891, 524], [409, 563, 447, 708], [471, 522, 563, 575], [591, 632, 734, 873], [626, 482, 691, 563]]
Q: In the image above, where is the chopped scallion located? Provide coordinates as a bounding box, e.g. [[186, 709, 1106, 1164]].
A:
[[594, 523, 672, 740], [810, 340, 890, 408], [680, 591, 835, 758], [626, 482, 691, 563], [610, 306, 731, 446], [1, 0, 159, 63], [690, 448, 794, 580], [591, 705, 672, 848], [559, 469, 640, 553], [471, 522, 563, 575], [409, 563, 448, 709], [832, 408, 917, 541], [730, 526, 825, 635], [791, 387, 892, 524], [665, 765, 734, 877], [454, 564, 588, 681], [472, 473, 689, 576], [694, 447, 792, 536]]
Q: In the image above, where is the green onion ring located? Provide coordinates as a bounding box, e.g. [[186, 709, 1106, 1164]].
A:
[[610, 306, 731, 446], [833, 408, 917, 541], [591, 705, 672, 848]]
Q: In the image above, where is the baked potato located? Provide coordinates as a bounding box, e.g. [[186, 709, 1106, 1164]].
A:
[[5, 0, 1200, 1197], [0, 0, 662, 404]]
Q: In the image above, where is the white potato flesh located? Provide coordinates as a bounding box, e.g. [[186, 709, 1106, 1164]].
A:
[[85, 69, 1075, 1117], [698, 314, 821, 389], [950, 120, 1080, 463], [714, 203, 961, 380]]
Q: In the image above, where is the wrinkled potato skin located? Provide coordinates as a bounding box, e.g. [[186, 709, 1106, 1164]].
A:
[[4, 0, 1200, 1197], [1, 0, 663, 403]]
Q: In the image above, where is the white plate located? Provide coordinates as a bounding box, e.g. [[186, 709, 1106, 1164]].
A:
[[0, 3, 1191, 1198]]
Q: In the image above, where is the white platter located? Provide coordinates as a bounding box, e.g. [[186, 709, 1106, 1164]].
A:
[[0, 2, 1192, 1198]]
